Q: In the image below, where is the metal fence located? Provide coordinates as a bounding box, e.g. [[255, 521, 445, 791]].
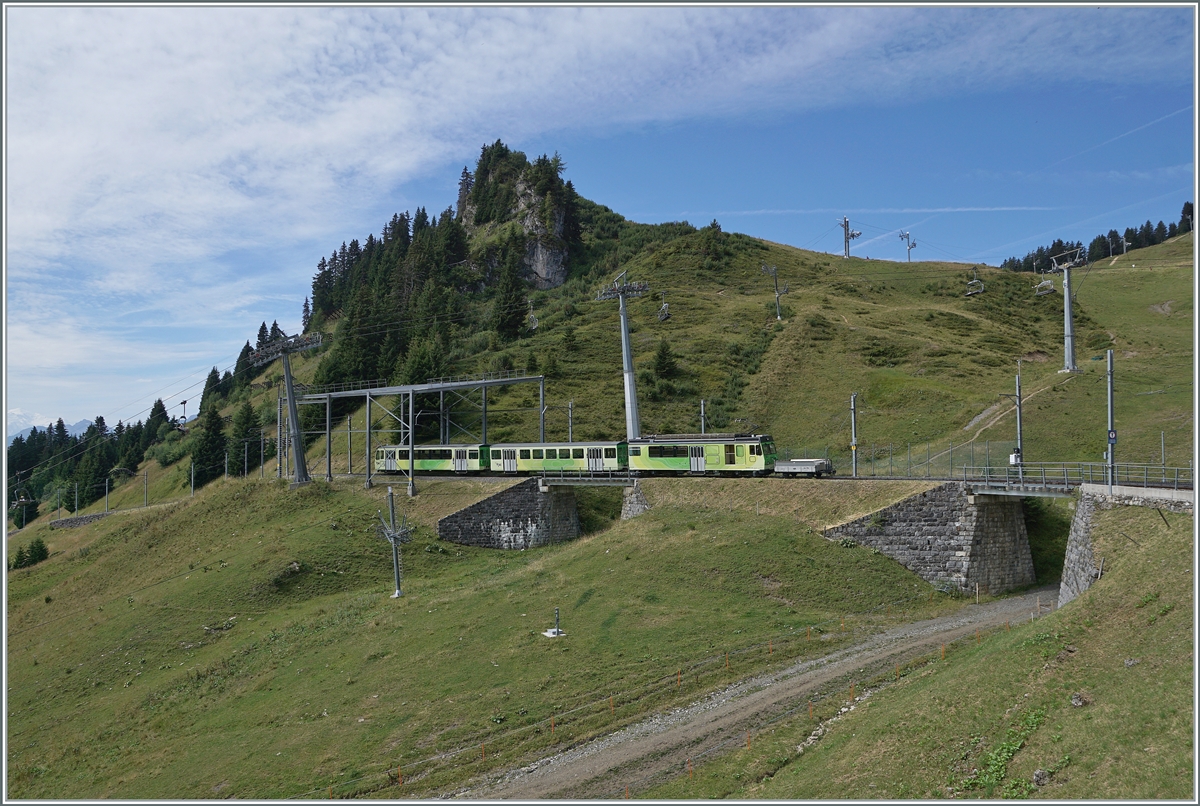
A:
[[963, 462, 1193, 491], [783, 440, 1020, 479]]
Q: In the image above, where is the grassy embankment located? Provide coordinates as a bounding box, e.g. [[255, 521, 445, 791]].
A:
[[645, 503, 1193, 799], [5, 472, 976, 799]]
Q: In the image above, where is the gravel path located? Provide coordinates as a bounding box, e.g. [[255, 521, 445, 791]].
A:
[[458, 585, 1058, 799]]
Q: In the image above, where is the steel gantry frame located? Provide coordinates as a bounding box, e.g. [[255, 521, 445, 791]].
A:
[[277, 371, 546, 497]]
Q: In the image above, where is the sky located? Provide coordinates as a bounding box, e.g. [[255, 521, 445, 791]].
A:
[[3, 3, 1196, 434]]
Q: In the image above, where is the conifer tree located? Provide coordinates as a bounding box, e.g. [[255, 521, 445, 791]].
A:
[[269, 320, 284, 342], [257, 322, 269, 350], [653, 339, 679, 378], [230, 401, 261, 474], [200, 367, 222, 413], [302, 297, 312, 332], [492, 238, 527, 341], [191, 402, 228, 487], [27, 537, 48, 564], [1180, 202, 1193, 233], [234, 342, 254, 389]]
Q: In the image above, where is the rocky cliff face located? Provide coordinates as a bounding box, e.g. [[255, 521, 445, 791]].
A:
[[459, 173, 568, 290], [515, 177, 568, 289]]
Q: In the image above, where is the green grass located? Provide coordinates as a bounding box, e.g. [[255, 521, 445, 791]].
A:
[[642, 504, 1193, 799], [6, 476, 964, 798]]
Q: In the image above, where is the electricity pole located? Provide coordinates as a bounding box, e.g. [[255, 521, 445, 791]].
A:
[[1107, 349, 1116, 494], [839, 217, 862, 258], [898, 231, 917, 261], [596, 271, 649, 440], [999, 361, 1023, 466], [377, 487, 413, 598], [761, 264, 788, 320], [850, 393, 859, 477]]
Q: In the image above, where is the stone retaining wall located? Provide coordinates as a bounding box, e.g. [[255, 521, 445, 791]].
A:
[[437, 478, 579, 549], [827, 482, 1035, 594], [621, 482, 651, 519], [49, 513, 111, 529], [1057, 485, 1194, 608]]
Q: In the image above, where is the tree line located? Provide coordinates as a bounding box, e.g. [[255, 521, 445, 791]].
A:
[[1002, 201, 1192, 272], [6, 319, 290, 526]]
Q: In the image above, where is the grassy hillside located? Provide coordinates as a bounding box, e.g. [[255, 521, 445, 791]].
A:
[[7, 476, 970, 799], [6, 217, 1191, 797], [645, 501, 1193, 799], [277, 229, 1190, 471]]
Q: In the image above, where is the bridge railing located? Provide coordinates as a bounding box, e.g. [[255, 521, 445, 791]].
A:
[[538, 469, 637, 486], [962, 463, 1193, 490]]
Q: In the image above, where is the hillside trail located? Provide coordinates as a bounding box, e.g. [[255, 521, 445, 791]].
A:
[[459, 585, 1058, 799]]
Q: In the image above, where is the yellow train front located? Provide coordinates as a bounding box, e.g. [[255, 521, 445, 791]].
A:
[[627, 433, 776, 476]]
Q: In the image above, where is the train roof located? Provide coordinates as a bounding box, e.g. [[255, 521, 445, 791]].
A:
[[630, 433, 773, 443], [488, 441, 625, 448]]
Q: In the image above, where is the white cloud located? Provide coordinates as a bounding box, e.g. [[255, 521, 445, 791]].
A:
[[4, 5, 1192, 422]]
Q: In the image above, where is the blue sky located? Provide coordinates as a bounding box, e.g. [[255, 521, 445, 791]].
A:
[[4, 4, 1196, 433]]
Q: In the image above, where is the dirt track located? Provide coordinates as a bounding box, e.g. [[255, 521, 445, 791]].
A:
[[460, 586, 1058, 799]]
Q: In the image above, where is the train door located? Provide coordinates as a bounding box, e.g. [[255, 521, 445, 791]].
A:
[[502, 449, 518, 473], [453, 448, 469, 472], [385, 449, 398, 472], [689, 445, 706, 473], [587, 447, 604, 471]]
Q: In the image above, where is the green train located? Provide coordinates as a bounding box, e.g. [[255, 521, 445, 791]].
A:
[[373, 433, 776, 476]]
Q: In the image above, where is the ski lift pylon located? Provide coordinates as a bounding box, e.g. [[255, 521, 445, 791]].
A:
[[527, 300, 538, 331], [657, 291, 670, 321]]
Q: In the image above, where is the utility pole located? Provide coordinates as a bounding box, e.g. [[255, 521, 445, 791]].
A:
[[74, 482, 78, 515], [999, 361, 1023, 466], [596, 271, 649, 440], [700, 399, 706, 435], [898, 231, 917, 262], [839, 217, 862, 258], [850, 393, 859, 477], [377, 487, 413, 598], [1107, 349, 1116, 494], [568, 400, 573, 442], [761, 264, 788, 320], [191, 462, 195, 497]]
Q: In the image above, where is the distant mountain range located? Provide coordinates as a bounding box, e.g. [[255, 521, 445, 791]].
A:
[[6, 419, 93, 447]]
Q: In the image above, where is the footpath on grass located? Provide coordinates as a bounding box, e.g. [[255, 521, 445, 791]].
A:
[[462, 585, 1059, 799]]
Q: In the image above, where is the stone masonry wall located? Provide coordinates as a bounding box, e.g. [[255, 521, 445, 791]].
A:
[[1057, 485, 1194, 608], [437, 478, 579, 549], [49, 513, 111, 529], [827, 482, 1035, 594], [621, 482, 651, 520]]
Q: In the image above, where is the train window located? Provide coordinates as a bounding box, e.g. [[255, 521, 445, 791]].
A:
[[725, 444, 736, 464], [545, 449, 557, 459], [604, 447, 616, 459], [629, 446, 641, 456], [648, 446, 662, 458], [533, 449, 544, 459], [520, 449, 531, 459], [572, 448, 585, 459], [736, 444, 745, 457], [491, 450, 501, 460], [468, 450, 479, 459]]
